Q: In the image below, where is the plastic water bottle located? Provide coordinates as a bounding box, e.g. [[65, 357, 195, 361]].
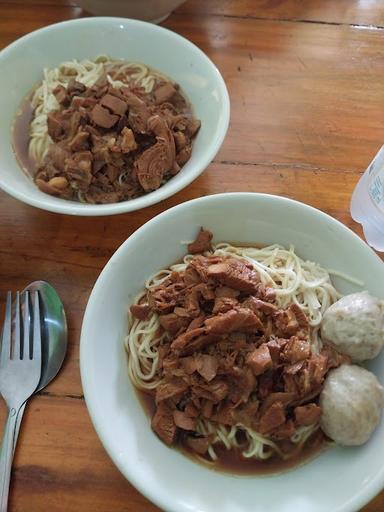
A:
[[351, 145, 384, 252]]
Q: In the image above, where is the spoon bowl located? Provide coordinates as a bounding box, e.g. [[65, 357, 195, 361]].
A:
[[22, 281, 67, 390]]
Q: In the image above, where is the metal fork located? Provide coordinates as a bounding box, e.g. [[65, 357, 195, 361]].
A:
[[0, 291, 42, 512]]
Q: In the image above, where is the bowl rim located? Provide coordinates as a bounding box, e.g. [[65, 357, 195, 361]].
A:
[[0, 16, 230, 216], [80, 192, 384, 512]]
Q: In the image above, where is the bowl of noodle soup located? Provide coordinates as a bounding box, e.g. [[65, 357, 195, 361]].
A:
[[0, 17, 229, 215], [81, 192, 384, 512]]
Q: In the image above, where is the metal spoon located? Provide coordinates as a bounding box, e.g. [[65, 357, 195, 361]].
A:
[[13, 280, 67, 450]]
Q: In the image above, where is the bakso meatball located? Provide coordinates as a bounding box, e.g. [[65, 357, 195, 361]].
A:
[[321, 291, 384, 362], [320, 364, 384, 446]]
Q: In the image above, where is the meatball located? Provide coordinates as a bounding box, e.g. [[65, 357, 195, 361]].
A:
[[321, 291, 384, 362], [320, 364, 384, 445]]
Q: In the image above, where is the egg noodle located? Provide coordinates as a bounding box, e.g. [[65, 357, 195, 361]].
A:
[[29, 56, 167, 166], [125, 242, 342, 461]]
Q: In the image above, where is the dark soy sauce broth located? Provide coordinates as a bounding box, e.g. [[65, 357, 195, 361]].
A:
[[12, 96, 36, 177], [137, 388, 329, 476]]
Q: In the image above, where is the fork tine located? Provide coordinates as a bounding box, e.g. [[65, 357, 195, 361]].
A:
[[23, 291, 31, 360], [32, 291, 41, 361], [13, 292, 21, 360], [1, 292, 12, 362]]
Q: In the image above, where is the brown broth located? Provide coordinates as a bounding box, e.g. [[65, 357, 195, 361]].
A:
[[138, 388, 157, 417], [184, 429, 329, 476], [136, 387, 329, 476], [12, 95, 36, 177]]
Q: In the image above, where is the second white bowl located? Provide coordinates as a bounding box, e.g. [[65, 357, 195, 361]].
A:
[[0, 17, 230, 215]]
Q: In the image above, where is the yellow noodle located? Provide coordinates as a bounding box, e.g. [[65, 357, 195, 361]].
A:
[[126, 242, 341, 461]]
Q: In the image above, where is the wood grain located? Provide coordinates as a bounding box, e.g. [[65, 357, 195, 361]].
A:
[[0, 0, 383, 510], [3, 0, 384, 26], [177, 0, 384, 26], [163, 14, 384, 173], [0, 4, 83, 48], [0, 397, 160, 512]]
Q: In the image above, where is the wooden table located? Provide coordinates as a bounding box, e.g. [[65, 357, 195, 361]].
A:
[[0, 0, 383, 510]]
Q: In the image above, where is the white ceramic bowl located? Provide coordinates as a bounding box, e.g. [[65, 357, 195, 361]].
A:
[[0, 18, 229, 216], [81, 193, 384, 512]]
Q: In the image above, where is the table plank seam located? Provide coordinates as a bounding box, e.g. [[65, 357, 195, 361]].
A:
[[39, 390, 84, 400], [214, 159, 361, 174], [175, 11, 384, 30], [1, 3, 384, 32]]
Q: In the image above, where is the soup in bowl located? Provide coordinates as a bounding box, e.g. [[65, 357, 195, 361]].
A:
[[0, 17, 229, 215]]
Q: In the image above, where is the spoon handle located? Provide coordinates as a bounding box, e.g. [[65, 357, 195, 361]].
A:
[[12, 402, 26, 454], [0, 407, 19, 512]]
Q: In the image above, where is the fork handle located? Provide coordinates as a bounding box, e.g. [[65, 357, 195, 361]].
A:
[[12, 403, 26, 454], [0, 407, 19, 512]]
